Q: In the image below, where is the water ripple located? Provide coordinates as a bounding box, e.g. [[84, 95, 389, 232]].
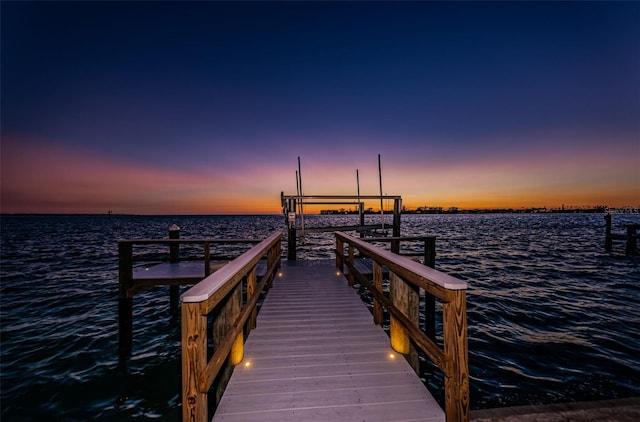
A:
[[2, 213, 639, 419]]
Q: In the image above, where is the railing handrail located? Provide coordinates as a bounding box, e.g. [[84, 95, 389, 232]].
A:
[[335, 231, 469, 422], [336, 231, 467, 291], [182, 231, 282, 303], [181, 230, 283, 422]]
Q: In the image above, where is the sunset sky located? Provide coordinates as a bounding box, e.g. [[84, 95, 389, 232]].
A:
[[2, 1, 639, 214]]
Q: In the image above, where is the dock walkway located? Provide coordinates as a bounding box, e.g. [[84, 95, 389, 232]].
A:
[[212, 259, 444, 422]]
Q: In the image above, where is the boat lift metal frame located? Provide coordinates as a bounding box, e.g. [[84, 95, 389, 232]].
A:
[[281, 193, 403, 260]]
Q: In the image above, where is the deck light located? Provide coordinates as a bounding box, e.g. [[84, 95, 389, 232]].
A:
[[390, 316, 410, 354], [229, 333, 244, 366]]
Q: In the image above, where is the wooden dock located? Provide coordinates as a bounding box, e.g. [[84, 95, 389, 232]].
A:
[[122, 229, 468, 420], [213, 259, 445, 422]]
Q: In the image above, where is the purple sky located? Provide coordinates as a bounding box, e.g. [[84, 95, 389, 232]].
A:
[[1, 1, 639, 214]]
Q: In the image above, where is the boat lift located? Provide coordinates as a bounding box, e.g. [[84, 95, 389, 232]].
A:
[[281, 193, 402, 260]]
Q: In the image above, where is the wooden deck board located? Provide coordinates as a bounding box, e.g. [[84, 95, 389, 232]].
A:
[[213, 259, 444, 422]]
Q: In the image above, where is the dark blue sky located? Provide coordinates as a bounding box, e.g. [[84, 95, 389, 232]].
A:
[[2, 1, 639, 213]]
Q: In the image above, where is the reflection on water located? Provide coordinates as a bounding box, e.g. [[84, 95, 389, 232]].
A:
[[1, 213, 639, 419]]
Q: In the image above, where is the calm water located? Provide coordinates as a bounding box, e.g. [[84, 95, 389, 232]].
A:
[[1, 213, 639, 420]]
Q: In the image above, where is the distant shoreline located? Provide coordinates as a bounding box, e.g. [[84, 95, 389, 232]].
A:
[[2, 207, 639, 217]]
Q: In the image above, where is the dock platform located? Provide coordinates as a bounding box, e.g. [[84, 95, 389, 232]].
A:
[[212, 259, 444, 422]]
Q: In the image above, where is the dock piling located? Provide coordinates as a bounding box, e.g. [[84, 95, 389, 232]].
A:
[[286, 197, 297, 261], [118, 242, 134, 358], [605, 214, 613, 252], [169, 225, 180, 315], [626, 224, 639, 255], [604, 214, 639, 255]]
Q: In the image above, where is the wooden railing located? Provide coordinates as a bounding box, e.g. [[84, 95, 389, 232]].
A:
[[180, 231, 282, 422], [335, 231, 469, 422], [117, 237, 265, 357]]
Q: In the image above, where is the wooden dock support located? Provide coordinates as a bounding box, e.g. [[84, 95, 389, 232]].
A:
[[118, 242, 134, 358], [169, 225, 180, 315], [391, 198, 401, 253], [605, 214, 613, 252], [604, 214, 639, 255], [181, 301, 207, 422], [626, 224, 639, 255], [286, 197, 297, 261], [443, 290, 470, 422]]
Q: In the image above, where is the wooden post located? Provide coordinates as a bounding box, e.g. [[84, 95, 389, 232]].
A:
[[443, 290, 470, 422], [424, 237, 437, 341], [267, 240, 280, 289], [204, 242, 211, 277], [372, 261, 383, 325], [347, 244, 355, 287], [181, 302, 208, 422], [391, 198, 402, 253], [118, 242, 133, 358], [359, 202, 365, 238], [247, 266, 257, 330], [169, 225, 180, 315], [625, 225, 638, 255], [605, 214, 612, 252], [287, 198, 297, 261], [390, 272, 409, 354], [424, 237, 436, 268], [390, 271, 420, 374], [336, 237, 344, 273], [212, 283, 242, 407]]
